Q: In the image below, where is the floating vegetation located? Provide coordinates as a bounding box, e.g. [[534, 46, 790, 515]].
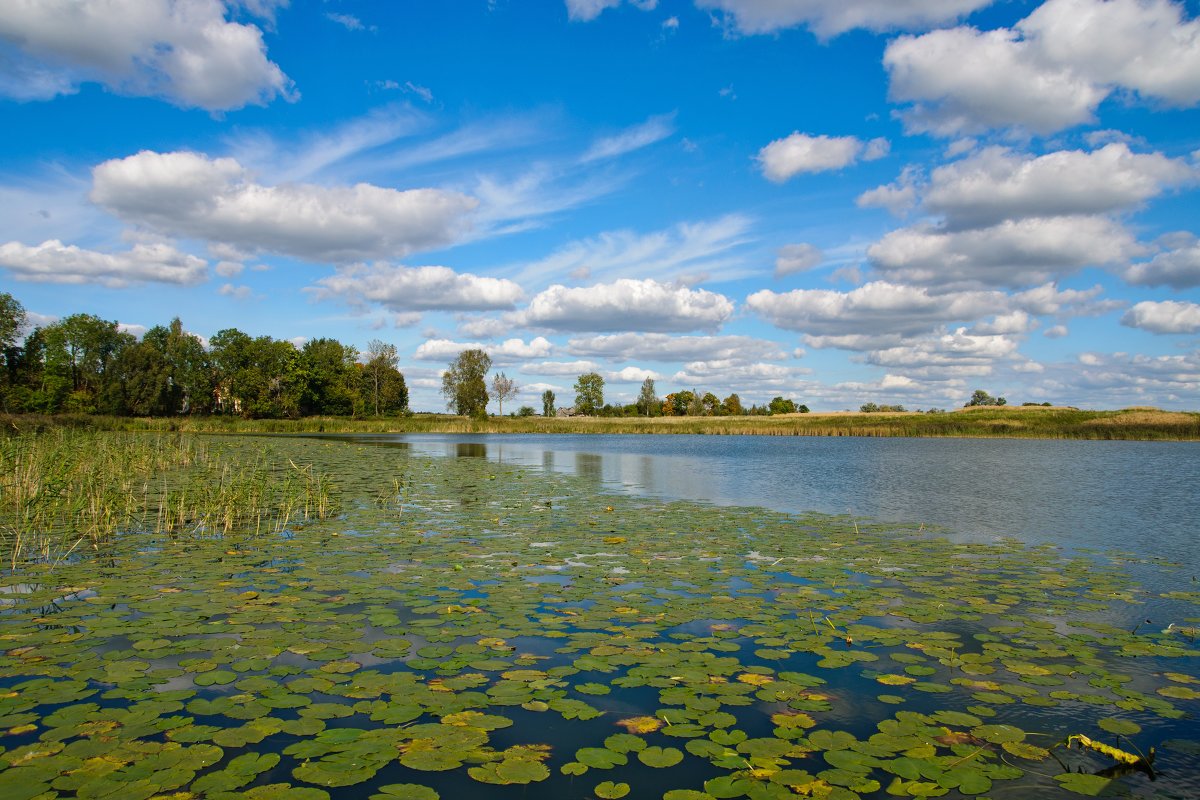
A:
[[0, 434, 1198, 799]]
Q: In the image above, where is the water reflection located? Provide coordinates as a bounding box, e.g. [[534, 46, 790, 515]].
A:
[[323, 433, 1200, 573]]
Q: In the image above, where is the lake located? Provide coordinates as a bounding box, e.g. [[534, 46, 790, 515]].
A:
[[333, 433, 1200, 571]]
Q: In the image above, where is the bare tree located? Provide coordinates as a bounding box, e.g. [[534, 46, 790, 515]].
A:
[[364, 339, 399, 416], [491, 371, 518, 415]]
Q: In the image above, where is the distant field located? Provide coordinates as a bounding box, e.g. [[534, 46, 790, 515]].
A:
[[6, 406, 1199, 440]]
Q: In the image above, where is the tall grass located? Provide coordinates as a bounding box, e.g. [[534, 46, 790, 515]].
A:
[[0, 429, 339, 567]]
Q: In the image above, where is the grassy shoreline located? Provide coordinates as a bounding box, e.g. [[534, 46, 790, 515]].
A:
[[3, 406, 1200, 440]]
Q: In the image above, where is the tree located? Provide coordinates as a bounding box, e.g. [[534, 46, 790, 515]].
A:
[[574, 372, 604, 415], [0, 292, 25, 373], [542, 389, 556, 417], [363, 339, 399, 416], [687, 390, 704, 416], [142, 319, 212, 414], [442, 348, 491, 418], [300, 338, 360, 416], [517, 405, 535, 417], [701, 392, 721, 416], [965, 389, 1006, 407], [768, 396, 798, 415], [491, 371, 518, 415], [722, 393, 743, 416], [636, 377, 657, 417]]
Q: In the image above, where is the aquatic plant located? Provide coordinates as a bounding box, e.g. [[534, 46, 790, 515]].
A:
[[0, 435, 1197, 798]]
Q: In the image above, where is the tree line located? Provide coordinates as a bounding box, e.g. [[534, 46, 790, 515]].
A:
[[440, 349, 810, 419], [0, 293, 407, 418]]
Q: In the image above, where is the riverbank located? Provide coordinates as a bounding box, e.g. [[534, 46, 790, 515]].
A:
[[4, 405, 1199, 440]]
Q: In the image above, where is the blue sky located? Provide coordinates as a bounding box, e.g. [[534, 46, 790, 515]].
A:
[[2, 0, 1199, 411]]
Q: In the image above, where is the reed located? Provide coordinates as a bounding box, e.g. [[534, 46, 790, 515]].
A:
[[0, 429, 339, 567]]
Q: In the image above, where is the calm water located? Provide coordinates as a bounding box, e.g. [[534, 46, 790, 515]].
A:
[[335, 433, 1200, 572]]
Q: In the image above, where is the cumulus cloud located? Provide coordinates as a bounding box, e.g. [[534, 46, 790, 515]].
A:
[[775, 243, 823, 277], [519, 278, 734, 333], [857, 166, 923, 217], [309, 263, 524, 312], [414, 337, 554, 363], [970, 310, 1037, 335], [1124, 238, 1200, 289], [0, 0, 294, 110], [672, 361, 806, 390], [746, 281, 999, 348], [608, 366, 662, 383], [582, 114, 675, 162], [868, 215, 1142, 288], [758, 133, 889, 182], [523, 360, 601, 376], [1044, 324, 1069, 338], [91, 150, 478, 262], [864, 328, 1020, 375], [694, 0, 993, 38], [565, 0, 657, 22], [0, 239, 207, 287], [748, 280, 1107, 349], [567, 332, 786, 363], [1121, 300, 1200, 334], [516, 215, 752, 286], [885, 0, 1200, 136], [924, 144, 1195, 229]]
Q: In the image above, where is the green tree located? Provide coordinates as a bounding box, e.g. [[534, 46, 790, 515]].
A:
[[542, 389, 556, 417], [363, 339, 398, 416], [574, 372, 604, 415], [300, 338, 360, 416], [722, 393, 743, 416], [636, 377, 658, 417], [209, 329, 301, 418], [701, 392, 721, 416], [965, 389, 1006, 407], [768, 396, 798, 415], [491, 371, 518, 415], [442, 348, 491, 417], [142, 319, 212, 414], [0, 292, 24, 372], [42, 314, 134, 413]]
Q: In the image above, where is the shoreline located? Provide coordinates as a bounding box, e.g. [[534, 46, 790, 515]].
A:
[[4, 406, 1199, 441]]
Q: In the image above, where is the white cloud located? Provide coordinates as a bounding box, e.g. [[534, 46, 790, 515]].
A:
[[865, 329, 1020, 374], [524, 360, 601, 376], [582, 114, 675, 162], [565, 0, 657, 22], [868, 215, 1142, 288], [672, 360, 806, 388], [747, 281, 1004, 347], [218, 282, 256, 300], [1044, 324, 1069, 338], [519, 278, 734, 333], [91, 150, 478, 262], [748, 280, 1108, 350], [857, 165, 923, 217], [0, 239, 207, 287], [326, 13, 369, 31], [970, 310, 1037, 335], [757, 133, 889, 182], [923, 144, 1195, 229], [608, 366, 662, 383], [775, 243, 823, 277], [885, 0, 1200, 136], [1121, 300, 1200, 334], [414, 337, 554, 363], [310, 263, 524, 312], [1124, 238, 1200, 289], [0, 0, 294, 110], [567, 332, 786, 362], [694, 0, 993, 38], [214, 260, 244, 277], [515, 215, 753, 287]]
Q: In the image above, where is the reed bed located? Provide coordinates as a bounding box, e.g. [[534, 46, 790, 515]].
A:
[[4, 406, 1199, 440], [0, 429, 339, 567]]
